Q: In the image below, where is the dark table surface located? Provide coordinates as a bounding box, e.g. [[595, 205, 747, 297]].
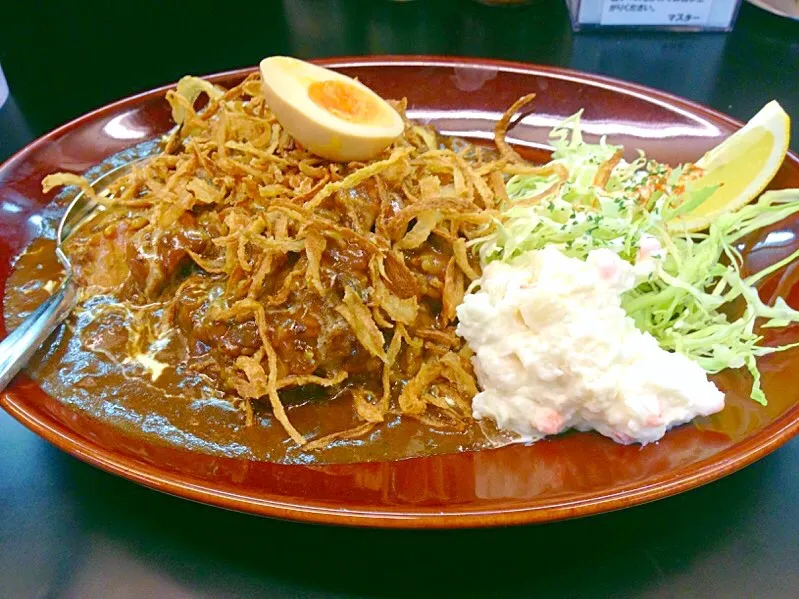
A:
[[2, 1, 799, 598]]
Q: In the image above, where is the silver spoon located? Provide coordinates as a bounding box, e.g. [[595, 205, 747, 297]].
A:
[[0, 161, 138, 391]]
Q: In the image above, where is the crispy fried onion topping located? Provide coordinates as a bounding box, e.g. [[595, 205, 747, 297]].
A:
[[42, 72, 542, 450]]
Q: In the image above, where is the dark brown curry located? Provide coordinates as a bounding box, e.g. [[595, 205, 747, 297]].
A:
[[2, 75, 545, 463]]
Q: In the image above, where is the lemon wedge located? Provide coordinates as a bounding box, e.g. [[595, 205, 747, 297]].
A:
[[670, 100, 791, 232]]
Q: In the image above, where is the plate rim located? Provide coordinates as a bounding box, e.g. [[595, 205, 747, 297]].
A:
[[745, 0, 799, 21], [1, 55, 798, 529]]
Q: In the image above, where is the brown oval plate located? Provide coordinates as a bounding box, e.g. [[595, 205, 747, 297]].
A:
[[2, 57, 799, 529]]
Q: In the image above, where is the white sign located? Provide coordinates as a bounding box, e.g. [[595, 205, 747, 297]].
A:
[[600, 0, 714, 26]]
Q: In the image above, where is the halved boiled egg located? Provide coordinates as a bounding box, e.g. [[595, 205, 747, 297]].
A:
[[259, 56, 405, 162]]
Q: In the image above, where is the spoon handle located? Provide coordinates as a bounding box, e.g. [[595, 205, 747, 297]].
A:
[[0, 278, 77, 391]]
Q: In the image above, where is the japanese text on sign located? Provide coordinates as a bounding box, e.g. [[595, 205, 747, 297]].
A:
[[600, 0, 713, 26]]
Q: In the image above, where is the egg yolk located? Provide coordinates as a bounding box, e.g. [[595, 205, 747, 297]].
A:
[[308, 80, 383, 124]]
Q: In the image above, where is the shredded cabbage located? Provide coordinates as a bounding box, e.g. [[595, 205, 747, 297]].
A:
[[475, 112, 799, 404]]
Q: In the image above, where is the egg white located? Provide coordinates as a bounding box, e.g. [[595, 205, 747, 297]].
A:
[[259, 56, 405, 162]]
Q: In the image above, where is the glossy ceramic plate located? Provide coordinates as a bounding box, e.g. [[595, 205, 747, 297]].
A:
[[2, 57, 799, 529], [746, 0, 799, 20]]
